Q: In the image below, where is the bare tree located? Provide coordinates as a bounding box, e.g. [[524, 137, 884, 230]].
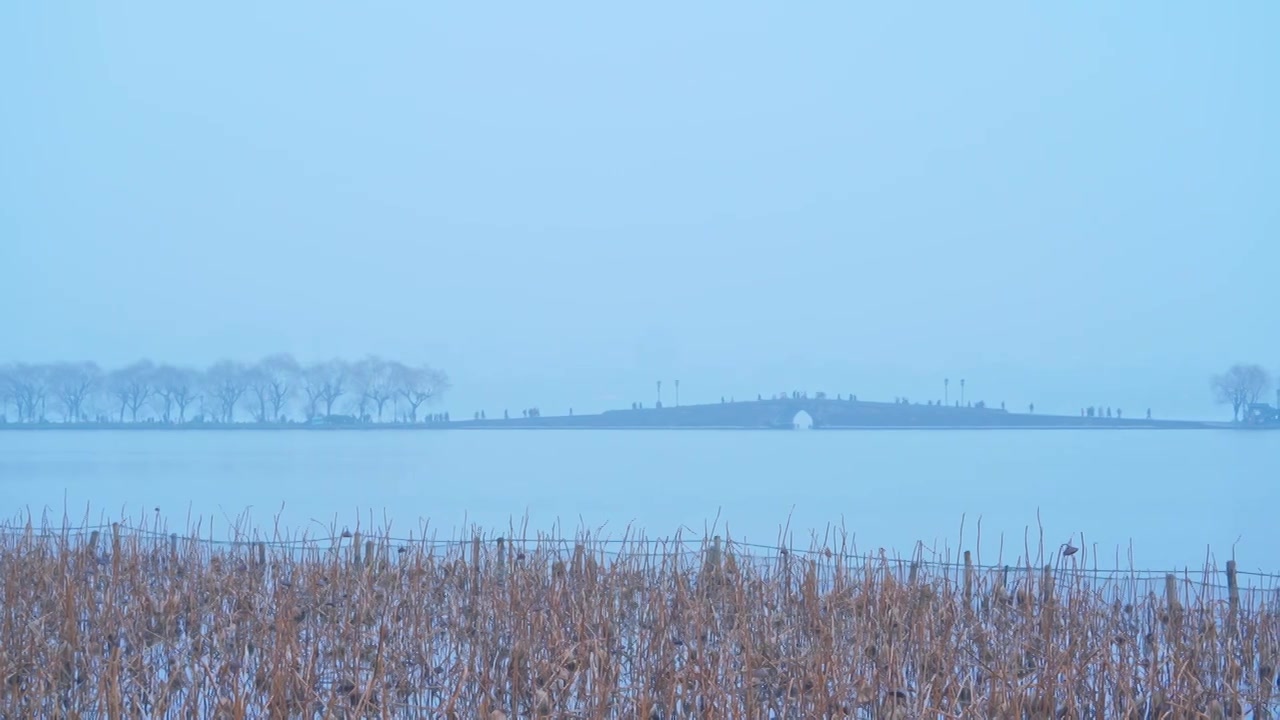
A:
[[152, 365, 200, 423], [0, 355, 451, 425], [244, 365, 269, 423], [348, 358, 373, 421], [109, 361, 156, 422], [1212, 363, 1271, 422], [353, 356, 396, 422], [50, 362, 101, 422], [299, 366, 323, 421], [0, 365, 11, 420], [2, 363, 51, 422], [206, 360, 250, 423], [393, 363, 449, 422], [249, 354, 299, 423], [0, 365, 11, 421], [305, 360, 348, 418]]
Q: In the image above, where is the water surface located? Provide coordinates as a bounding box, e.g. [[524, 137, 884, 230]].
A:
[[1, 429, 1274, 575]]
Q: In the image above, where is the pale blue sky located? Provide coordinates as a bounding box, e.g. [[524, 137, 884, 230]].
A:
[[3, 2, 1277, 418]]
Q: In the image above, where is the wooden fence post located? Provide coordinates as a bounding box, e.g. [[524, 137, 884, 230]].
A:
[[1227, 560, 1240, 630], [1164, 573, 1183, 644], [572, 543, 585, 578], [963, 551, 974, 605], [110, 522, 122, 569]]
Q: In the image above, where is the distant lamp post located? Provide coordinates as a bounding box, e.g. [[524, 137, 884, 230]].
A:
[[657, 380, 662, 408], [675, 379, 680, 407], [960, 379, 966, 406], [944, 378, 950, 405]]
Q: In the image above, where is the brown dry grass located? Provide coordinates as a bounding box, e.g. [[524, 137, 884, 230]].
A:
[[1, 516, 1277, 719]]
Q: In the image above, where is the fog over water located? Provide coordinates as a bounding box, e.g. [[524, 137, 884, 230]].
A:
[[4, 429, 1277, 577], [3, 3, 1278, 419], [3, 3, 1278, 572]]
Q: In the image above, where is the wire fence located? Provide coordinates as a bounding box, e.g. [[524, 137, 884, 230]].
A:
[[3, 519, 1277, 599], [4, 518, 1280, 718]]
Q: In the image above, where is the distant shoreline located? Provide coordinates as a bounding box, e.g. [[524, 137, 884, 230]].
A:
[[0, 421, 1248, 432], [0, 397, 1252, 432]]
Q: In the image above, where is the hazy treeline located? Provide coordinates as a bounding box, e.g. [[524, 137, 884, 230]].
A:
[[0, 355, 449, 425]]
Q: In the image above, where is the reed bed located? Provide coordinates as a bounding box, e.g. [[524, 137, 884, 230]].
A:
[[2, 516, 1279, 719]]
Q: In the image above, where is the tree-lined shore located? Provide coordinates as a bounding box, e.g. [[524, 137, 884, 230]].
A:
[[0, 356, 449, 425], [4, 358, 1277, 428]]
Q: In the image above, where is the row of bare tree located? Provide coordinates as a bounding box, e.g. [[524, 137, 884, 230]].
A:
[[0, 355, 449, 425], [1211, 363, 1274, 421]]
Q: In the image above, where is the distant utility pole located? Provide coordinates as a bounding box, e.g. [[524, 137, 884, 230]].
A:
[[944, 378, 950, 405], [961, 379, 966, 405], [675, 379, 680, 407], [657, 380, 662, 407]]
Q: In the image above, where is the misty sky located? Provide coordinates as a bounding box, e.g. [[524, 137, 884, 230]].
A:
[[3, 3, 1277, 418]]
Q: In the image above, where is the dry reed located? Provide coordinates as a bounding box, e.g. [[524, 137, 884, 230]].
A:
[[1, 513, 1277, 719]]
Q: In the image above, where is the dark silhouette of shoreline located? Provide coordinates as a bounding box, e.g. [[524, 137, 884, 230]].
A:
[[0, 396, 1236, 431]]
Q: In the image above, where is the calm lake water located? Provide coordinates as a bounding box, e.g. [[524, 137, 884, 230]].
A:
[[1, 429, 1276, 576]]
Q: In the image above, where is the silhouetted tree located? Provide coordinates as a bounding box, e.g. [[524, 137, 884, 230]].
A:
[[349, 356, 385, 421], [364, 359, 397, 422], [1212, 363, 1271, 421], [316, 360, 349, 418], [392, 363, 448, 423], [252, 353, 299, 422], [109, 361, 156, 422], [300, 364, 327, 421], [152, 364, 199, 423], [206, 360, 250, 423], [1, 363, 50, 422], [50, 362, 100, 423]]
